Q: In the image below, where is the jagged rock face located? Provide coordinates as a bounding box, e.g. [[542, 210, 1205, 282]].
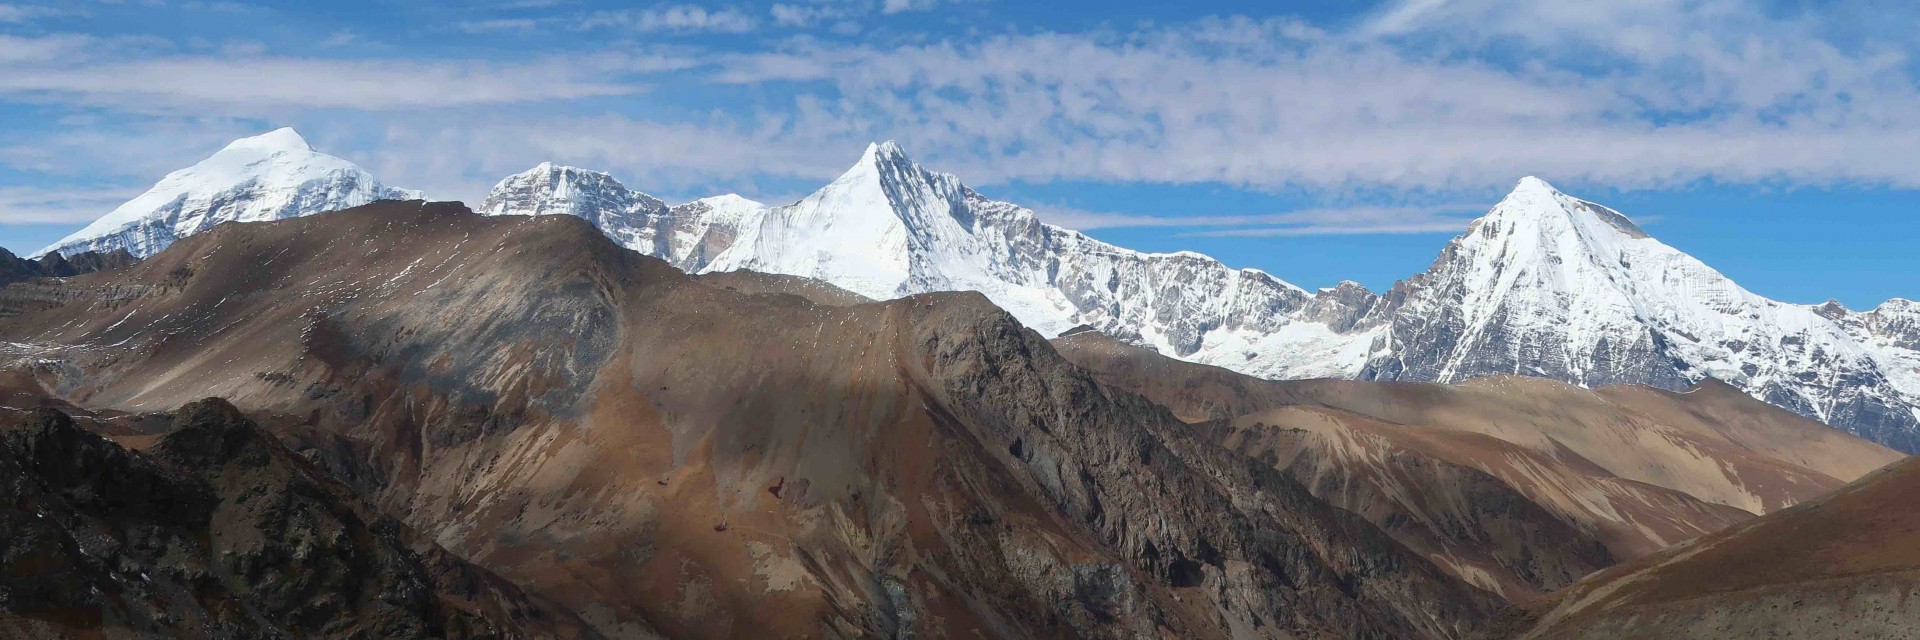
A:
[[1355, 179, 1920, 451], [1356, 184, 1694, 389], [479, 164, 762, 273], [0, 399, 603, 639], [1829, 299, 1920, 404], [1297, 281, 1381, 331], [1198, 414, 1617, 601], [478, 162, 671, 255], [0, 201, 1509, 639], [1052, 329, 1903, 601], [34, 128, 421, 259]]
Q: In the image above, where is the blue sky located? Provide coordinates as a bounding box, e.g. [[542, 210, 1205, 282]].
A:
[[0, 0, 1915, 308]]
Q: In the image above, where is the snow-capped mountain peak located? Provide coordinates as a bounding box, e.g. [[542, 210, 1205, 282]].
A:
[[483, 162, 665, 219], [36, 127, 419, 259], [702, 140, 961, 301], [480, 162, 676, 256], [463, 143, 1920, 451], [1482, 176, 1647, 239], [1363, 175, 1920, 448], [223, 126, 316, 153]]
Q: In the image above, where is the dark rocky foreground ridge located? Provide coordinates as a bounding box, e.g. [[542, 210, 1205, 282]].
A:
[[0, 200, 1506, 638], [0, 398, 603, 639]]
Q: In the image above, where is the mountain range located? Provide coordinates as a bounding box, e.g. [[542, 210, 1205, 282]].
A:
[[30, 129, 1920, 452], [2, 198, 1902, 638], [4, 201, 1515, 637]]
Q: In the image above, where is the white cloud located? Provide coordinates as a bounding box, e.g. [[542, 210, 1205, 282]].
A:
[[6, 0, 1920, 231], [0, 118, 265, 180], [1038, 203, 1482, 235], [454, 18, 541, 34], [0, 185, 144, 224], [880, 0, 942, 14], [0, 37, 650, 110], [0, 34, 94, 62], [317, 30, 359, 47], [580, 5, 756, 33], [770, 3, 833, 27], [687, 7, 1920, 192], [0, 3, 70, 23]]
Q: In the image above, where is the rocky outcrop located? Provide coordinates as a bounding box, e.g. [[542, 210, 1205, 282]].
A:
[[1053, 329, 1903, 600], [0, 399, 604, 639]]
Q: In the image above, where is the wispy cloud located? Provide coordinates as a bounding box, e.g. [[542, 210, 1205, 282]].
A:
[[580, 5, 757, 33], [0, 36, 651, 110], [0, 185, 144, 224], [687, 4, 1920, 192], [0, 3, 72, 23], [4, 0, 1920, 236], [316, 30, 359, 47], [880, 0, 950, 14], [1180, 221, 1473, 238], [0, 34, 95, 62], [768, 0, 957, 28], [1038, 203, 1484, 236], [453, 18, 541, 34]]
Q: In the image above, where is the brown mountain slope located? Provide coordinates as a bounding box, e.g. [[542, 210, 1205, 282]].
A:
[[692, 269, 871, 306], [1503, 453, 1920, 639], [1054, 331, 1902, 600], [0, 201, 1507, 639], [0, 399, 602, 640]]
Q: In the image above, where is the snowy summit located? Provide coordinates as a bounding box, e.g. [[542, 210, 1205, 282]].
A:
[[35, 128, 421, 259]]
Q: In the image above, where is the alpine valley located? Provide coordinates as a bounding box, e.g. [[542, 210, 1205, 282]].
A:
[[6, 128, 1917, 639]]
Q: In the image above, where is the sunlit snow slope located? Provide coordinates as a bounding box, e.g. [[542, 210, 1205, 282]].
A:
[[486, 143, 1920, 450], [35, 128, 421, 259]]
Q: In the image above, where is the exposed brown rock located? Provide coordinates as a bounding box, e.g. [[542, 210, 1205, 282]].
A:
[[1054, 329, 1904, 601], [0, 399, 604, 639]]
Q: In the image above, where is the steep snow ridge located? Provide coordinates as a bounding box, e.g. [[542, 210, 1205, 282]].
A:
[[1829, 299, 1920, 406], [479, 162, 670, 253], [705, 141, 1314, 346], [487, 141, 1313, 356], [36, 128, 420, 259], [707, 142, 920, 299], [1360, 177, 1920, 449], [478, 164, 767, 271]]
